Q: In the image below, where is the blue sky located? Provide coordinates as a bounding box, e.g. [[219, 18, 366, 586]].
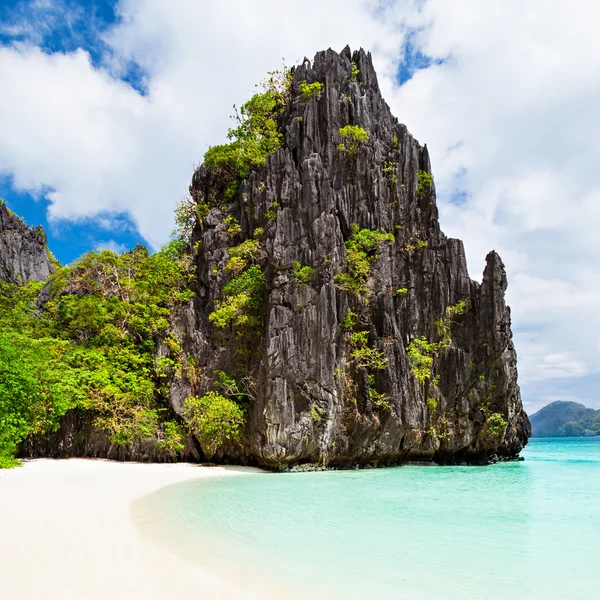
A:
[[0, 176, 145, 262], [1, 0, 600, 413], [0, 0, 146, 263]]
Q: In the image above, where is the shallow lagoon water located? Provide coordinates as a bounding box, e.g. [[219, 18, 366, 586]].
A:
[[133, 438, 600, 599]]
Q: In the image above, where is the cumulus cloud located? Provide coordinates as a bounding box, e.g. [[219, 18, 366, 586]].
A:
[[1, 0, 599, 410], [379, 0, 600, 408], [0, 0, 411, 248]]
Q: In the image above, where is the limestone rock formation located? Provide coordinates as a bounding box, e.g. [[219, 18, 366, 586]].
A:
[[169, 47, 531, 468], [12, 47, 531, 469], [0, 200, 56, 283]]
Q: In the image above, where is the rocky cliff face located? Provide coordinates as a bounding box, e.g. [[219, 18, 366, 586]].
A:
[[0, 200, 55, 283], [169, 47, 531, 469]]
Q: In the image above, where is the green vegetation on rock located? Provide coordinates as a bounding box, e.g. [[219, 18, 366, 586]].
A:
[[209, 265, 265, 330], [311, 404, 327, 422], [265, 201, 281, 221], [427, 397, 438, 414], [406, 336, 436, 383], [341, 309, 357, 330], [182, 391, 246, 457], [293, 261, 314, 285], [335, 224, 394, 297], [224, 215, 242, 240], [174, 194, 210, 239], [300, 80, 324, 103], [202, 67, 292, 203], [416, 170, 434, 197], [224, 238, 261, 273], [368, 374, 391, 411], [435, 300, 467, 346], [383, 159, 398, 185], [406, 300, 468, 384], [337, 125, 369, 158], [346, 329, 390, 412], [486, 412, 508, 437], [0, 242, 194, 466], [348, 331, 388, 370]]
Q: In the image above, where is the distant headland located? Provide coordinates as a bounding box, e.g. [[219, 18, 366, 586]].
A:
[[530, 401, 600, 437]]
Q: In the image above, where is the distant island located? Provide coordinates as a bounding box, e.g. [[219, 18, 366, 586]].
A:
[[530, 401, 600, 437]]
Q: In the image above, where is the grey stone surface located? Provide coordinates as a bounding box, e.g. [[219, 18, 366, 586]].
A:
[[173, 47, 531, 469], [0, 200, 55, 283]]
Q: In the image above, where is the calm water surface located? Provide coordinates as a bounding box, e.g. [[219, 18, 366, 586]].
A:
[[133, 438, 600, 599]]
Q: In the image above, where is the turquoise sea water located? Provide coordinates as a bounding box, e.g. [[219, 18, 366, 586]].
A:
[[133, 438, 600, 599]]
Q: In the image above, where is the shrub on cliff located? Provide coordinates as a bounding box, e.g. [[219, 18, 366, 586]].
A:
[[202, 66, 292, 202], [299, 80, 323, 103], [182, 391, 246, 457], [416, 170, 434, 196], [335, 224, 394, 297], [209, 265, 265, 330], [337, 125, 369, 157]]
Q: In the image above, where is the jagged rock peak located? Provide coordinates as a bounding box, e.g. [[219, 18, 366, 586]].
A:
[[298, 46, 380, 92], [0, 200, 56, 284], [181, 46, 531, 469]]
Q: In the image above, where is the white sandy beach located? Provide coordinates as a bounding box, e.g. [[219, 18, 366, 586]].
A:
[[0, 459, 264, 600]]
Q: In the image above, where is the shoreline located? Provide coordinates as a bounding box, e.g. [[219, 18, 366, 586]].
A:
[[0, 458, 264, 600]]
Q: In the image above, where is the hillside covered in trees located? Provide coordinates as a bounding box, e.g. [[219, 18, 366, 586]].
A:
[[530, 401, 600, 437]]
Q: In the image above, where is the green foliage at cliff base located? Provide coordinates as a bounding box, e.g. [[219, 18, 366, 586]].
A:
[[183, 391, 246, 457], [0, 242, 194, 467]]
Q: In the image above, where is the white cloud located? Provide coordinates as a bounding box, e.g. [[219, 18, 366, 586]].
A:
[[0, 0, 414, 247], [378, 0, 600, 409], [94, 239, 129, 254], [1, 0, 600, 410]]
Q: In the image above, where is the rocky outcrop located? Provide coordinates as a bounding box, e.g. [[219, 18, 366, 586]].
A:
[[14, 47, 531, 469], [168, 46, 531, 469], [0, 200, 56, 283]]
